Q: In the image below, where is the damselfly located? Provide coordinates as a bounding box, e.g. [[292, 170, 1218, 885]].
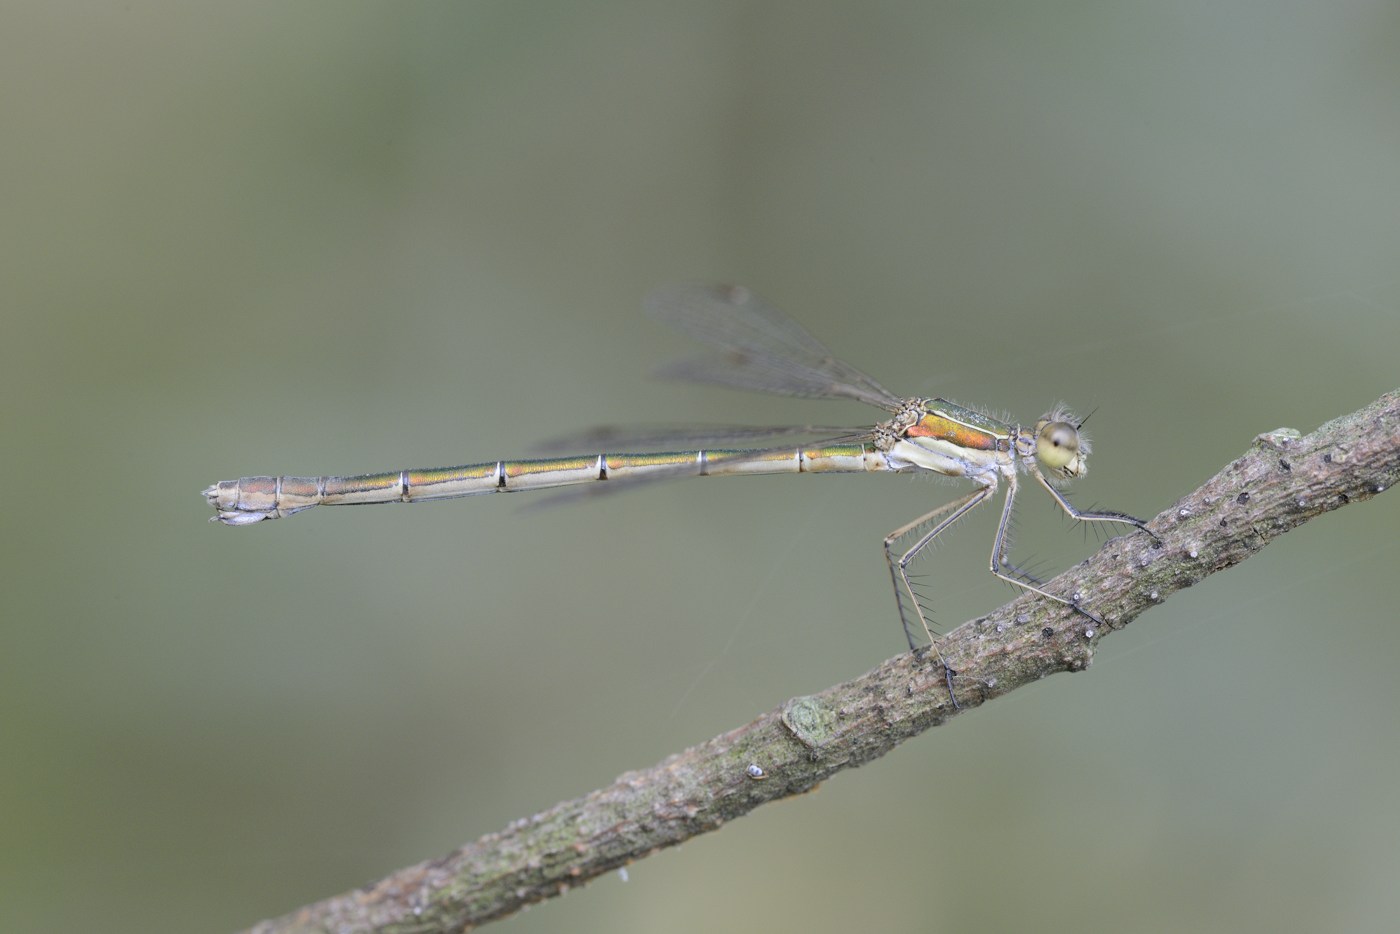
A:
[[205, 284, 1155, 673]]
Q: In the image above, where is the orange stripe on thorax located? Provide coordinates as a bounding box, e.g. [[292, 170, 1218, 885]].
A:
[[906, 413, 1001, 450]]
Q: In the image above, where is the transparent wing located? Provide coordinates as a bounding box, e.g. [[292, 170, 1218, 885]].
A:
[[513, 460, 722, 512], [646, 283, 904, 412], [531, 422, 865, 454], [521, 430, 880, 511]]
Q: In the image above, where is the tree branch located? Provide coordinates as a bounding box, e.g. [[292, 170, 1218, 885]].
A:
[[246, 389, 1399, 934]]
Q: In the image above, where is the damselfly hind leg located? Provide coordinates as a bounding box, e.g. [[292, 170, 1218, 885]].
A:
[[884, 487, 993, 650], [883, 486, 997, 709]]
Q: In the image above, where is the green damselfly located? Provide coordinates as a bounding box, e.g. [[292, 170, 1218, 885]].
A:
[[205, 285, 1155, 678]]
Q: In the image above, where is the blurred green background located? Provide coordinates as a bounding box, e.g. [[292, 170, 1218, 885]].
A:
[[4, 3, 1398, 932]]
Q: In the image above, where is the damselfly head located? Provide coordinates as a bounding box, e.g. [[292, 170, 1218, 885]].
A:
[[1034, 407, 1091, 479]]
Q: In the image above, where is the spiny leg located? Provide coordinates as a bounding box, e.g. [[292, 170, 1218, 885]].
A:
[[985, 468, 1105, 624], [884, 485, 994, 653], [1027, 462, 1159, 542], [1024, 460, 1159, 619], [885, 486, 997, 709], [985, 468, 1087, 611], [988, 466, 1154, 626]]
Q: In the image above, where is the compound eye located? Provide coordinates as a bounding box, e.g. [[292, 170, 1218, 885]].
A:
[[1036, 421, 1080, 473]]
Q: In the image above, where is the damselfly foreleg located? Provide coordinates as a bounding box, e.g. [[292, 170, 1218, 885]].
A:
[[1026, 462, 1160, 542]]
